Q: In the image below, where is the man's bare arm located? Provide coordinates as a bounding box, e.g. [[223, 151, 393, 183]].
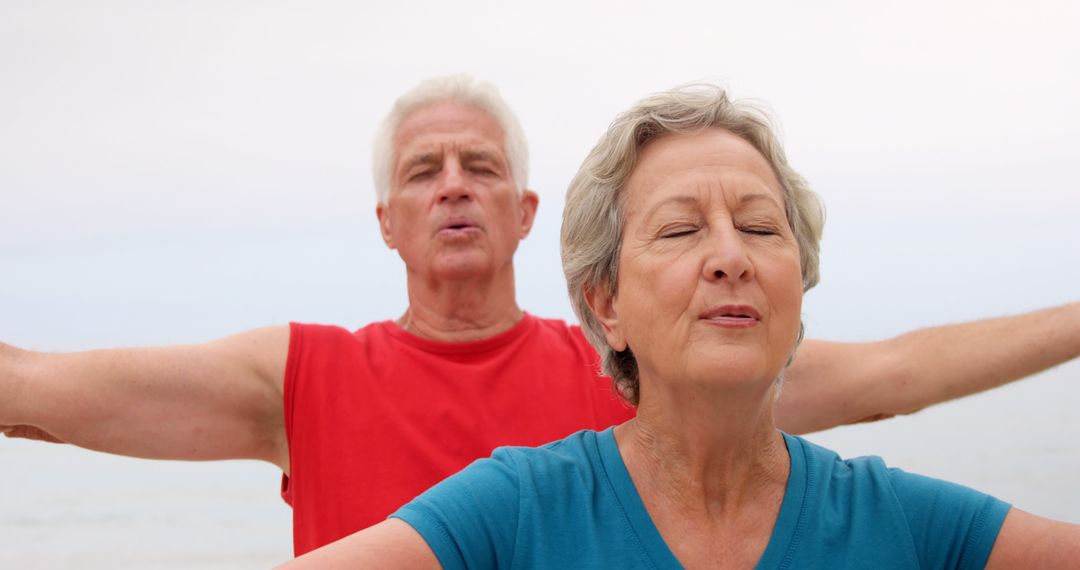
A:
[[0, 326, 290, 469], [0, 424, 64, 442], [775, 301, 1080, 434]]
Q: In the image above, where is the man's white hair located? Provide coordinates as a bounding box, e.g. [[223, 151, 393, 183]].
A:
[[372, 74, 530, 203]]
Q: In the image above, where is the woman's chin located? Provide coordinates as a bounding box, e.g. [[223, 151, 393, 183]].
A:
[[714, 349, 781, 378], [674, 351, 784, 393]]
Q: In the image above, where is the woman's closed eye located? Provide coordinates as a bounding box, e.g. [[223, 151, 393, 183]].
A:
[[739, 225, 779, 236], [659, 226, 699, 239]]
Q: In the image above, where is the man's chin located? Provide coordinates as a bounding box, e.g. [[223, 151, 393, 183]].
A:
[[429, 256, 496, 281]]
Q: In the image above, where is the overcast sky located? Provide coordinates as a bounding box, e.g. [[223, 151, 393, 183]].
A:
[[2, 0, 1077, 350], [1, 1, 1078, 564]]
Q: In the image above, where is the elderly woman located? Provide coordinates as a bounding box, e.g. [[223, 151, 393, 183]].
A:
[[281, 86, 1079, 568]]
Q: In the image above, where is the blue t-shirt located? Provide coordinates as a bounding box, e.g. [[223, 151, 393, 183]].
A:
[[392, 429, 1010, 569]]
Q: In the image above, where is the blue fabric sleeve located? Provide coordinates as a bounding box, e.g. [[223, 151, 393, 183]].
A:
[[888, 468, 1011, 570], [390, 449, 521, 570]]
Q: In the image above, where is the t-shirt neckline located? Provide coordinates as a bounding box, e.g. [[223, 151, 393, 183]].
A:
[[594, 428, 807, 569], [381, 312, 538, 354]]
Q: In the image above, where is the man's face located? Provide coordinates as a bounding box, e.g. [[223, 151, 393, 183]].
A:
[[377, 102, 538, 282]]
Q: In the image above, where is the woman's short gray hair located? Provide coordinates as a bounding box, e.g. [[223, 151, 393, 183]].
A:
[[561, 84, 825, 405], [372, 74, 530, 203]]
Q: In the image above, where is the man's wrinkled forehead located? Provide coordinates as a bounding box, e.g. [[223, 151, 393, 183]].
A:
[[400, 145, 504, 172], [393, 102, 507, 158]]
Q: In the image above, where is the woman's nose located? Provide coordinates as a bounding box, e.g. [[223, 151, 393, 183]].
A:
[[703, 225, 754, 283]]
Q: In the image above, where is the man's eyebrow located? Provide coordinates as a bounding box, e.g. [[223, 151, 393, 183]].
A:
[[460, 149, 503, 164], [400, 152, 440, 172]]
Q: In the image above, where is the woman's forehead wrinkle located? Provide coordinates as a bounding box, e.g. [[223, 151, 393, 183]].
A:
[[642, 195, 700, 221], [737, 192, 784, 212]]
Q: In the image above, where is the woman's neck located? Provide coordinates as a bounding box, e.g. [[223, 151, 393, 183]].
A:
[[614, 382, 790, 567], [617, 402, 787, 513]]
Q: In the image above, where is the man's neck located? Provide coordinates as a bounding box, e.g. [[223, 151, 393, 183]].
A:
[[398, 266, 524, 343]]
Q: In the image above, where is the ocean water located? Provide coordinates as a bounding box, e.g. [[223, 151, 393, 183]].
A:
[[0, 451, 291, 569], [2, 362, 1078, 568], [809, 361, 1080, 524]]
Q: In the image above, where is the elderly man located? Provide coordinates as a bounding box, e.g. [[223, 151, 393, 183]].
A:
[[2, 75, 1079, 556]]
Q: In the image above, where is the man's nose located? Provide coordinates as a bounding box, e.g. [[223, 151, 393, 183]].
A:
[[436, 162, 473, 203]]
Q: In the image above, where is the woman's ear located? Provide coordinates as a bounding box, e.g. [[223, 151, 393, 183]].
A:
[[584, 284, 627, 352]]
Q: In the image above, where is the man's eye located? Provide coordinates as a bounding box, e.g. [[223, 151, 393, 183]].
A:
[[408, 171, 434, 181]]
